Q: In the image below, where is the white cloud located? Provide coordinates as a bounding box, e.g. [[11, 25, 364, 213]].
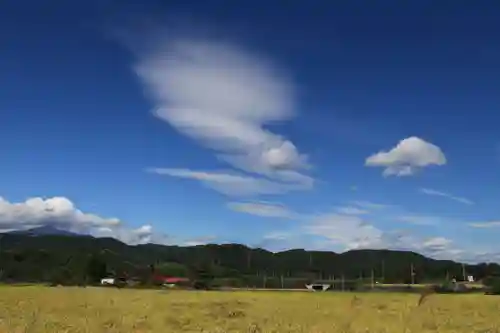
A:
[[302, 214, 463, 259], [127, 28, 312, 195], [95, 224, 155, 245], [0, 196, 154, 245], [147, 168, 311, 196], [468, 221, 500, 228], [365, 136, 446, 176], [422, 237, 452, 251], [227, 202, 297, 218], [263, 231, 292, 241], [397, 215, 442, 225], [335, 206, 369, 215], [419, 188, 474, 205], [351, 201, 391, 210], [304, 214, 384, 250], [0, 196, 120, 231], [182, 236, 217, 246]]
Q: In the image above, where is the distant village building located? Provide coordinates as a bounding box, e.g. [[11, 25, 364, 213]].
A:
[[305, 283, 331, 291], [467, 275, 474, 282], [100, 278, 115, 285], [153, 275, 190, 287]]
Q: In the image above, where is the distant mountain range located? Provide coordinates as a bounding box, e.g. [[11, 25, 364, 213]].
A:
[[7, 225, 84, 237], [1, 225, 499, 285]]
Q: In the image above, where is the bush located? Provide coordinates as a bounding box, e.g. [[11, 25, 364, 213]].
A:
[[483, 276, 500, 295], [193, 280, 211, 290]]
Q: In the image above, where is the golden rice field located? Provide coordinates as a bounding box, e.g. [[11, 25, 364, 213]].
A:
[[0, 286, 499, 333]]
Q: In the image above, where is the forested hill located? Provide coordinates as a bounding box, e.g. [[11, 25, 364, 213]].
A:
[[0, 230, 499, 284]]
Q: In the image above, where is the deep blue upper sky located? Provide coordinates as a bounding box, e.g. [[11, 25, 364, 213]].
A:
[[1, 0, 500, 261]]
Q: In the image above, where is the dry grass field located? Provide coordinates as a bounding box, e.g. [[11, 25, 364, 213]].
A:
[[0, 286, 499, 333]]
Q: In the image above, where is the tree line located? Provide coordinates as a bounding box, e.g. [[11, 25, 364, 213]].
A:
[[1, 233, 500, 287]]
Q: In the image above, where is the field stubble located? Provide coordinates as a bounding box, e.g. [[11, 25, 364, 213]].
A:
[[0, 286, 499, 332]]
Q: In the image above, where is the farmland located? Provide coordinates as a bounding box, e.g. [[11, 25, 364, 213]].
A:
[[1, 286, 499, 332]]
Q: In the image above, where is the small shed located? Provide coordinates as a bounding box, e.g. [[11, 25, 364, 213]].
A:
[[100, 278, 115, 286], [305, 283, 331, 291]]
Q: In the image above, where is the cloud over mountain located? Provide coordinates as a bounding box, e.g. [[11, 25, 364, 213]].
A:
[[0, 196, 152, 245]]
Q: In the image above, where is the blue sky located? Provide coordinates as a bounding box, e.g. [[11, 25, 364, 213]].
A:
[[2, 0, 500, 262]]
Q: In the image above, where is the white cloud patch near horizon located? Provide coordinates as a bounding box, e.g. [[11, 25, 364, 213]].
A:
[[0, 195, 219, 247], [365, 136, 446, 176], [419, 188, 474, 205], [127, 27, 313, 197], [250, 204, 498, 262], [302, 214, 468, 260]]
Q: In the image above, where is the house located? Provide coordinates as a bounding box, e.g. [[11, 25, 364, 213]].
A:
[[153, 275, 190, 287], [305, 283, 331, 291], [100, 278, 115, 286]]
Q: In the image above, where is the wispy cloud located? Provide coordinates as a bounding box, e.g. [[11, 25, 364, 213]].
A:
[[227, 201, 297, 218], [125, 24, 313, 197], [335, 206, 369, 215], [351, 200, 391, 210], [297, 214, 468, 260], [181, 235, 218, 246], [468, 221, 500, 228], [147, 168, 311, 196], [396, 215, 442, 225], [304, 214, 384, 250], [365, 137, 446, 176], [419, 188, 474, 205]]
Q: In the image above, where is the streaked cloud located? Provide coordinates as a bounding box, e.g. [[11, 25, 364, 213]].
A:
[[147, 168, 311, 197], [396, 215, 442, 226], [304, 214, 384, 250], [335, 206, 369, 215], [227, 201, 297, 218], [351, 200, 391, 210], [468, 221, 500, 228], [419, 188, 474, 205], [182, 236, 218, 246], [126, 24, 313, 196], [365, 136, 446, 176]]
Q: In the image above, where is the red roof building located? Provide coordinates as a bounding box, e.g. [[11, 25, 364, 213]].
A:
[[153, 275, 190, 284]]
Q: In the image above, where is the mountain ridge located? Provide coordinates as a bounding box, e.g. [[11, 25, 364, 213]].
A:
[[7, 225, 87, 237], [0, 230, 499, 284]]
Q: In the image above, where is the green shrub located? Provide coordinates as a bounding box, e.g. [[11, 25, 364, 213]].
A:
[[484, 277, 500, 294]]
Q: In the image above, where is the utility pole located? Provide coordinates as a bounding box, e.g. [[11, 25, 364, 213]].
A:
[[280, 275, 284, 289], [247, 249, 251, 271], [309, 252, 313, 268], [410, 263, 415, 285], [381, 260, 385, 283], [341, 274, 345, 291], [371, 269, 375, 289], [462, 263, 466, 282]]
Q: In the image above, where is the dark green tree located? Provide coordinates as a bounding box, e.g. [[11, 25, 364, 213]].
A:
[[86, 254, 107, 284]]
